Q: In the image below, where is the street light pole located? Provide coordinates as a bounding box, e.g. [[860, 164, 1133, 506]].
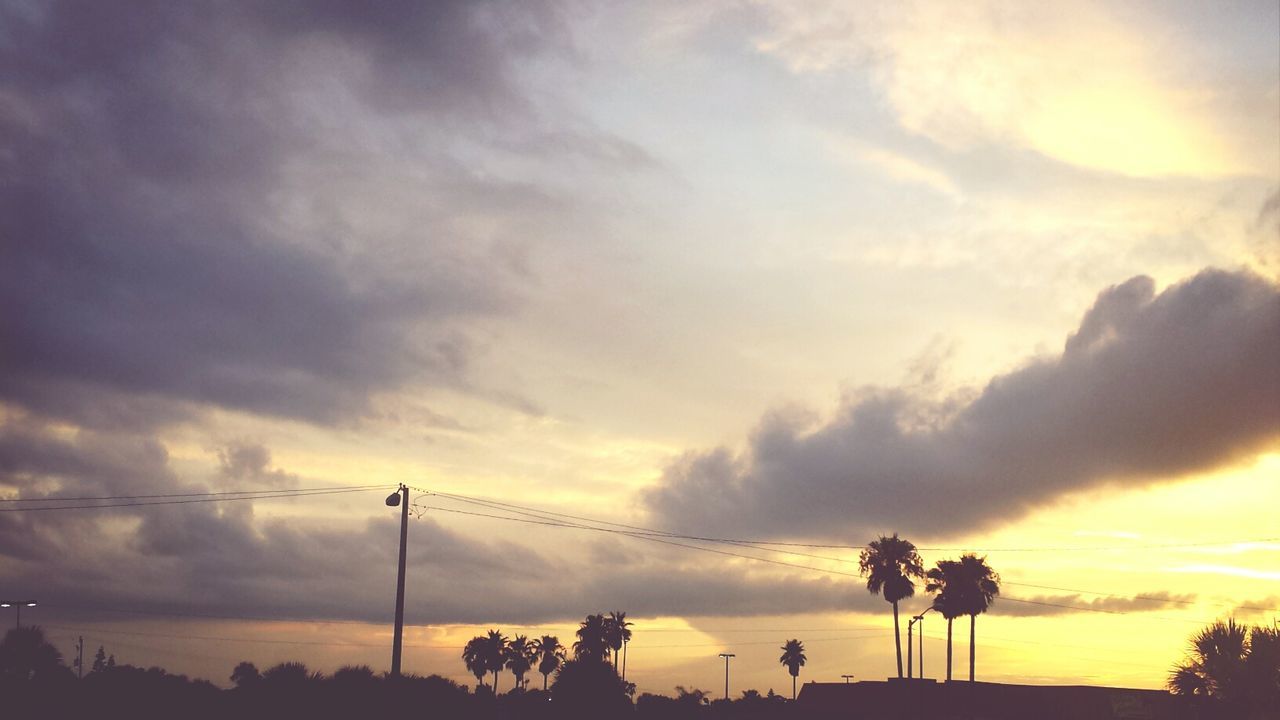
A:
[[913, 607, 934, 679], [386, 485, 410, 677], [718, 653, 735, 700], [841, 674, 855, 684], [907, 616, 917, 679], [0, 600, 37, 630]]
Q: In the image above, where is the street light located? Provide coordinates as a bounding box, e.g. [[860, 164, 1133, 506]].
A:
[[385, 485, 409, 677], [911, 607, 935, 679], [841, 674, 855, 684], [0, 600, 37, 630], [718, 653, 735, 700]]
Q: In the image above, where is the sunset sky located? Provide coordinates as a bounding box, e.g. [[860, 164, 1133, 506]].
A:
[[1, 0, 1278, 698]]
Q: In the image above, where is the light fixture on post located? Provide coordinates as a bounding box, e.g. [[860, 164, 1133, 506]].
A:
[[0, 600, 37, 630], [385, 485, 409, 677]]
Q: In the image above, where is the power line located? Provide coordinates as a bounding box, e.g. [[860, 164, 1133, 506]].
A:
[[0, 485, 386, 503], [0, 486, 387, 512], [417, 493, 1232, 625], [415, 487, 1278, 553]]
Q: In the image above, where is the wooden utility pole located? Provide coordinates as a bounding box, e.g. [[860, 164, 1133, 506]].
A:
[[388, 484, 410, 677]]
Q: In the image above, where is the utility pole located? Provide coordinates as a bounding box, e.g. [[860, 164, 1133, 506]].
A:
[[75, 636, 84, 679], [718, 653, 735, 701], [386, 484, 410, 677]]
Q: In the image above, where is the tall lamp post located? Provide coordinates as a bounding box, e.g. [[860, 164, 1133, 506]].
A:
[[386, 485, 409, 677], [718, 652, 735, 700], [912, 607, 934, 679], [841, 674, 855, 684], [0, 601, 37, 630]]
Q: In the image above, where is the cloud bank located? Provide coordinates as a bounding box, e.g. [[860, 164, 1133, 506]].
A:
[[646, 269, 1280, 541]]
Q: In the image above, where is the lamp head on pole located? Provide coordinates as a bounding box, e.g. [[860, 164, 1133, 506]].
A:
[[385, 491, 402, 507]]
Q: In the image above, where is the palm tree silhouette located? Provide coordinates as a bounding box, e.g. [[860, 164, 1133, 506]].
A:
[[574, 614, 609, 662], [925, 558, 964, 681], [779, 638, 806, 699], [1169, 620, 1279, 715], [606, 611, 633, 678], [956, 554, 999, 682], [504, 634, 536, 690], [461, 637, 489, 691], [532, 635, 565, 690], [859, 533, 924, 678], [483, 629, 508, 692]]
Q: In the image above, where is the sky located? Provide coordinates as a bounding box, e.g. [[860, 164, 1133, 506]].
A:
[[1, 0, 1278, 698]]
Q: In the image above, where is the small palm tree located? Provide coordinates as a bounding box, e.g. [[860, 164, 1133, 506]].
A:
[[483, 629, 508, 692], [956, 554, 999, 682], [859, 533, 924, 678], [575, 614, 609, 662], [504, 634, 537, 690], [925, 558, 965, 681], [462, 637, 489, 690], [779, 639, 806, 699], [533, 635, 565, 690], [606, 611, 633, 678]]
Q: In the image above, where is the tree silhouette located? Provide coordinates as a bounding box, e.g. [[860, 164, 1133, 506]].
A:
[[575, 614, 609, 662], [859, 533, 924, 678], [955, 554, 999, 682], [461, 636, 489, 690], [1169, 619, 1280, 716], [503, 634, 536, 690], [229, 661, 260, 689], [925, 558, 965, 681], [779, 638, 806, 699], [0, 626, 67, 683], [92, 646, 107, 674], [551, 656, 632, 716], [482, 630, 507, 693], [533, 635, 565, 690], [606, 611, 633, 677]]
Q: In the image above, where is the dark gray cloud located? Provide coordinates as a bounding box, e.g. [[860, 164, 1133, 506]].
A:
[[990, 591, 1198, 618], [0, 0, 565, 427], [217, 441, 298, 488], [647, 268, 1280, 541]]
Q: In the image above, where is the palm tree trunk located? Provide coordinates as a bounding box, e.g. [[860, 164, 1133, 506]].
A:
[[892, 601, 903, 678], [969, 614, 975, 682], [622, 641, 628, 682], [946, 617, 953, 682], [792, 674, 797, 700], [493, 670, 499, 693], [543, 672, 548, 691]]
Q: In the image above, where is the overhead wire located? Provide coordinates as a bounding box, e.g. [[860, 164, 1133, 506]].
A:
[[415, 489, 1273, 622], [0, 486, 389, 512]]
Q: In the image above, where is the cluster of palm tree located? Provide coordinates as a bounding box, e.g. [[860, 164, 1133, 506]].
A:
[[461, 631, 565, 692], [461, 611, 633, 695], [859, 533, 1000, 682], [573, 611, 633, 679]]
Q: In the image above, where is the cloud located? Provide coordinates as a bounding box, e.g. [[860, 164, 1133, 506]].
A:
[[750, 0, 1260, 177], [0, 1, 567, 427], [993, 591, 1197, 617], [217, 442, 299, 489], [646, 268, 1280, 542]]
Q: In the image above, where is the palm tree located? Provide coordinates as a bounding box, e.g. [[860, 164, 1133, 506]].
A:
[[925, 558, 964, 681], [504, 634, 537, 690], [532, 635, 565, 690], [955, 554, 999, 682], [483, 629, 508, 692], [462, 637, 489, 690], [1167, 618, 1280, 716], [859, 533, 924, 678], [779, 639, 806, 700], [606, 611, 633, 678], [574, 614, 609, 662]]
